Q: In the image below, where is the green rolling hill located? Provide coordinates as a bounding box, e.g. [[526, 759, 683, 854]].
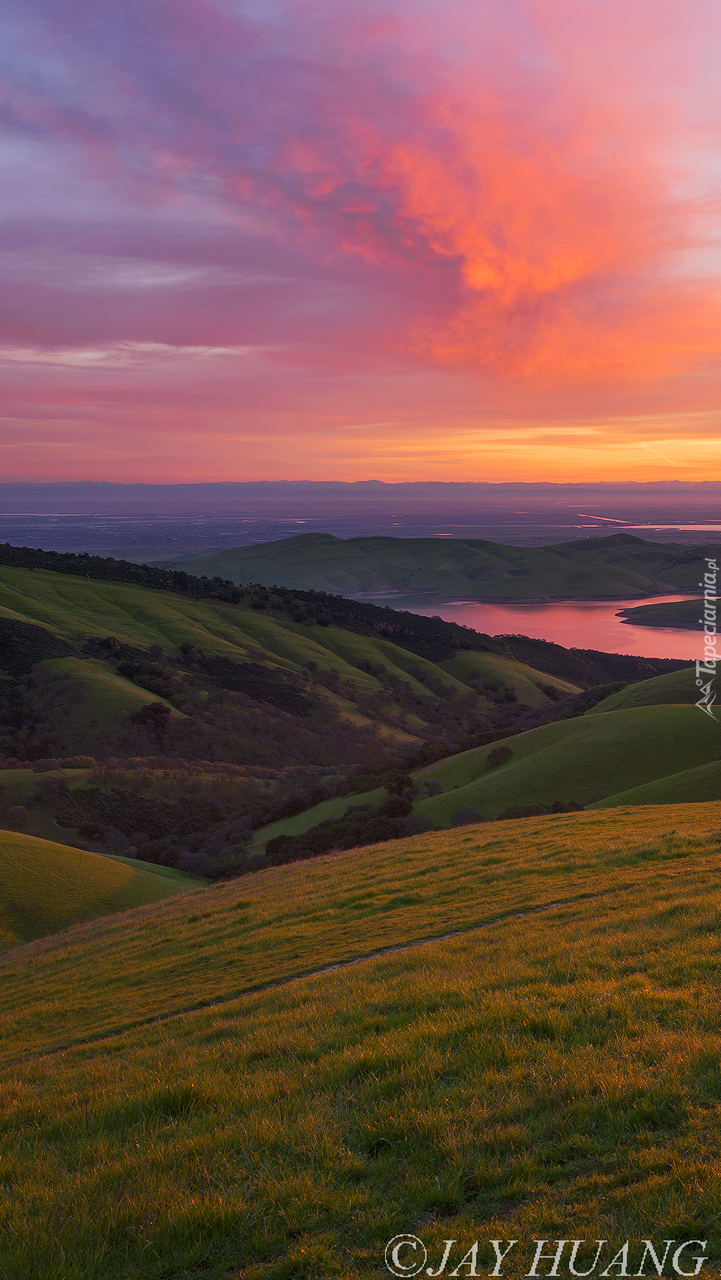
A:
[[0, 829, 199, 952], [0, 563, 583, 769], [250, 701, 718, 849], [411, 704, 720, 823], [176, 530, 714, 598], [584, 665, 698, 713], [2, 803, 721, 1277]]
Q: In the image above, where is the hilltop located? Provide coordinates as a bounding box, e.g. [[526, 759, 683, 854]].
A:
[[176, 530, 715, 599], [3, 802, 721, 1277]]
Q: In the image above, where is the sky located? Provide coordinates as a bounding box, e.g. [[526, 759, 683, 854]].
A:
[[1, 0, 721, 483]]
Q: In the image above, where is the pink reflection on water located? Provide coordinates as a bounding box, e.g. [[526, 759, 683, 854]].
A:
[[371, 594, 701, 660]]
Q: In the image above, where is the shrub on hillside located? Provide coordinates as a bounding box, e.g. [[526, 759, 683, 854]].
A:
[[5, 806, 28, 826], [423, 779, 443, 796], [498, 803, 549, 819], [401, 814, 436, 836], [449, 807, 484, 827]]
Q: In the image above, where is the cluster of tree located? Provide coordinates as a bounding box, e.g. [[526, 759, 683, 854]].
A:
[[496, 800, 584, 819], [0, 542, 243, 603], [0, 616, 71, 676], [264, 791, 432, 869]]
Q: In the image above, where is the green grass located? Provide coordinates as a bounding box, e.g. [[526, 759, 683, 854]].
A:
[[247, 695, 718, 846], [0, 831, 200, 951], [0, 768, 90, 844], [440, 649, 578, 705], [410, 703, 721, 822], [250, 785, 390, 851], [589, 759, 721, 808], [2, 805, 721, 1276], [176, 530, 717, 598], [42, 656, 184, 727], [588, 667, 696, 713]]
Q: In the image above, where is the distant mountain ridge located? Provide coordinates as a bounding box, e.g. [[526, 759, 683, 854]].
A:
[[5, 478, 721, 514], [176, 531, 715, 600]]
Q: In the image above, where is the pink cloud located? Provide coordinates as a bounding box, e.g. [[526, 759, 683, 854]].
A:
[[1, 0, 720, 479]]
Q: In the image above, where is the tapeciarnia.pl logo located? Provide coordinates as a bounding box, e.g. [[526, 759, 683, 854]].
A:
[[696, 556, 718, 720]]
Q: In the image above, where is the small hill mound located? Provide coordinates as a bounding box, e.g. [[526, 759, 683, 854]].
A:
[[617, 598, 700, 630], [590, 758, 721, 808], [0, 831, 198, 951], [586, 665, 695, 713]]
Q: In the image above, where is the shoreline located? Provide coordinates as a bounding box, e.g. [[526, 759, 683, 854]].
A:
[[349, 589, 703, 606]]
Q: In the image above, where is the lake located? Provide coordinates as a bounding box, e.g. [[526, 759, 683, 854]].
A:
[[352, 593, 701, 661]]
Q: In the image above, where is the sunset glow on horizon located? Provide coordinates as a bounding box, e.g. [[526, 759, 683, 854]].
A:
[[1, 0, 721, 482]]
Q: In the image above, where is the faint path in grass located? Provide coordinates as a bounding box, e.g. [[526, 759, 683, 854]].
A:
[[7, 883, 633, 1067]]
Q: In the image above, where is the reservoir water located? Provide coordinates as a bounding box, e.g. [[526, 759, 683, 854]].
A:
[[353, 593, 701, 661]]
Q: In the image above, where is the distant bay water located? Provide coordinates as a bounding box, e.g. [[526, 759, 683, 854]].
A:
[[353, 593, 701, 661]]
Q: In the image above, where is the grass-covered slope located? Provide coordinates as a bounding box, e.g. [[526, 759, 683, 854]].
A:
[[410, 704, 719, 822], [0, 563, 580, 740], [42, 656, 185, 727], [585, 666, 697, 713], [178, 530, 714, 598], [589, 759, 721, 808], [3, 804, 721, 1277], [0, 830, 198, 951]]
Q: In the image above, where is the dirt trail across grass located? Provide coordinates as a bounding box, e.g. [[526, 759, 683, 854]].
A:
[[5, 882, 634, 1067]]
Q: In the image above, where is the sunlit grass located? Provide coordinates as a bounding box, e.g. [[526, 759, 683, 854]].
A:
[[0, 831, 198, 951], [3, 804, 721, 1278]]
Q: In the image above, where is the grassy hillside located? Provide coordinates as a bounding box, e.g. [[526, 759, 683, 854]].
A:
[[618, 598, 702, 630], [411, 705, 719, 823], [177, 530, 714, 598], [43, 655, 185, 727], [0, 563, 575, 714], [0, 554, 697, 884], [585, 666, 697, 713], [0, 830, 198, 951], [0, 560, 583, 768], [252, 698, 719, 849], [587, 666, 700, 713], [2, 803, 721, 1277], [589, 759, 721, 808]]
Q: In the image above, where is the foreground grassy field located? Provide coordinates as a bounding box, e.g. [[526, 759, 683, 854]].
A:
[[3, 804, 721, 1277], [0, 831, 199, 951]]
